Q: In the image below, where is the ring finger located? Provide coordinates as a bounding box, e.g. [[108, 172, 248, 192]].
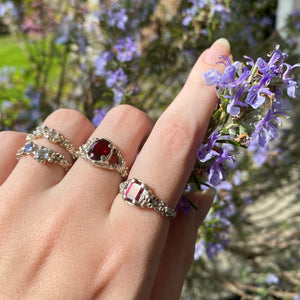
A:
[[5, 109, 95, 194]]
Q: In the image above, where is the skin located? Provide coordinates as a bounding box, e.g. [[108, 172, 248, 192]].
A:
[[0, 39, 230, 300]]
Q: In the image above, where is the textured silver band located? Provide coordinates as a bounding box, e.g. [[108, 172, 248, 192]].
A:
[[119, 178, 176, 219], [26, 125, 77, 160], [17, 142, 72, 171], [78, 138, 128, 179]]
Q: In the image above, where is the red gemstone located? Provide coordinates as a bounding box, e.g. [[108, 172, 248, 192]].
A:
[[88, 139, 111, 161]]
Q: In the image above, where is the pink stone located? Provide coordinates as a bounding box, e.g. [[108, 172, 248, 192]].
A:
[[125, 180, 144, 204], [88, 139, 111, 161]]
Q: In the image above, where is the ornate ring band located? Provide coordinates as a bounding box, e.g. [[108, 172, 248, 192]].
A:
[[119, 178, 177, 219], [17, 142, 72, 171], [26, 125, 77, 160], [77, 138, 129, 179]]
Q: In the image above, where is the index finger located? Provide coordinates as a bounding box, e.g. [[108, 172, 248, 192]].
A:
[[108, 38, 231, 294], [114, 38, 230, 215]]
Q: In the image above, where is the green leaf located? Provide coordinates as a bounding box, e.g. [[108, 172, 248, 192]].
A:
[[217, 139, 247, 148], [185, 196, 198, 211]]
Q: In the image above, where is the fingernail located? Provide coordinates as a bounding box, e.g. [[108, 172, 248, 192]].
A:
[[204, 38, 231, 64]]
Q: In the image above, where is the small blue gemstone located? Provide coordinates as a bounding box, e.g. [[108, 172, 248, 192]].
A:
[[24, 143, 34, 153]]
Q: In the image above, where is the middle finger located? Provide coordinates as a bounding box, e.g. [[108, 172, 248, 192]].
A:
[[62, 105, 153, 214]]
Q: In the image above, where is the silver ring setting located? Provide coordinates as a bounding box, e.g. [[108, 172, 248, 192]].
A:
[[119, 178, 176, 219], [78, 138, 128, 179], [26, 125, 77, 160], [17, 142, 72, 171]]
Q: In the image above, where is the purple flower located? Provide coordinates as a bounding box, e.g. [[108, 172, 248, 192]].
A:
[[227, 98, 240, 116], [197, 131, 220, 162], [182, 0, 205, 26], [112, 88, 125, 105], [243, 194, 253, 205], [245, 85, 266, 109], [115, 37, 140, 62], [250, 108, 283, 150], [219, 64, 238, 87], [94, 51, 113, 77], [76, 32, 86, 54], [286, 80, 297, 98], [252, 147, 268, 166], [232, 170, 243, 186], [204, 59, 250, 94], [182, 5, 197, 26], [206, 242, 224, 258], [101, 5, 128, 31], [206, 234, 230, 258], [176, 195, 191, 214], [260, 16, 273, 26], [208, 149, 234, 186], [92, 108, 107, 126], [106, 67, 127, 88], [265, 273, 280, 285], [115, 8, 128, 30], [182, 0, 230, 26], [203, 68, 221, 86], [55, 19, 71, 45], [25, 87, 41, 106], [197, 131, 235, 186], [217, 181, 232, 191], [194, 238, 205, 260], [213, 197, 236, 227]]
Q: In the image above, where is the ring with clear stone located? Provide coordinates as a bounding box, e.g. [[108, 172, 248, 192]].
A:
[[17, 142, 72, 171], [119, 178, 177, 219], [26, 125, 77, 161], [77, 138, 129, 179]]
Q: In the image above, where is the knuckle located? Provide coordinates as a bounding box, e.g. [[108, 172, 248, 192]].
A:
[[156, 112, 195, 156], [45, 108, 92, 130], [0, 131, 25, 145], [105, 104, 151, 131], [46, 108, 87, 124]]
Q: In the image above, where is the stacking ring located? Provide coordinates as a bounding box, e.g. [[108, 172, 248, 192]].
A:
[[119, 178, 177, 219], [78, 138, 129, 179], [17, 142, 72, 171], [26, 125, 77, 160]]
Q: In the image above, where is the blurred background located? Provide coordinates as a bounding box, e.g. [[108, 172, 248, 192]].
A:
[[0, 0, 299, 299]]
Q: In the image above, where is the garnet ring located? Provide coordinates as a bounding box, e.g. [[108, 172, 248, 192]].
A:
[[77, 138, 129, 179], [119, 178, 177, 219]]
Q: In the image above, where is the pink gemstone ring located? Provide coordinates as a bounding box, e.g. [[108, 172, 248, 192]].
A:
[[119, 178, 176, 219], [78, 138, 128, 178]]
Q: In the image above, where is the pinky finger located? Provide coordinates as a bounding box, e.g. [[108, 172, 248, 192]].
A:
[[0, 131, 26, 185], [150, 189, 216, 299]]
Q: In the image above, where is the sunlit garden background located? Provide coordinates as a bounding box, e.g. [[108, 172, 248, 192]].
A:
[[0, 0, 300, 299]]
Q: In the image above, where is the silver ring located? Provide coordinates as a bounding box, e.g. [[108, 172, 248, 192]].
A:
[[119, 178, 177, 219], [17, 142, 72, 171], [26, 125, 77, 160], [78, 138, 128, 179]]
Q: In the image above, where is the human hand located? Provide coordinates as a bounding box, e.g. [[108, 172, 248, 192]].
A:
[[0, 38, 230, 299]]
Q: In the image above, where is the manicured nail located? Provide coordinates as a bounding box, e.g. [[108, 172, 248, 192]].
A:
[[204, 38, 231, 64]]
